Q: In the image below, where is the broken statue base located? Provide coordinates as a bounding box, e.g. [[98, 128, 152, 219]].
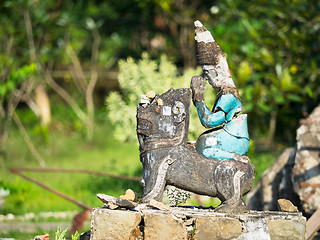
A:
[[90, 206, 306, 240]]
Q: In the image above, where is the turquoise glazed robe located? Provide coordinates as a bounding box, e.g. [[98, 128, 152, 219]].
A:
[[195, 92, 249, 159]]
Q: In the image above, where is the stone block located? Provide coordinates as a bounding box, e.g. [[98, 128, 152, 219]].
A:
[[144, 211, 187, 240], [195, 217, 242, 240], [267, 218, 306, 240], [90, 208, 141, 240]]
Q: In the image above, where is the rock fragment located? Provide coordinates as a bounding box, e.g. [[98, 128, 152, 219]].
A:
[[278, 199, 299, 212], [34, 234, 49, 240], [149, 199, 170, 211], [146, 90, 156, 99], [119, 189, 139, 202], [97, 193, 137, 209], [140, 94, 149, 104]]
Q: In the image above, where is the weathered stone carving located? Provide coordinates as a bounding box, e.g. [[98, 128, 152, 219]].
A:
[[137, 21, 254, 212], [136, 20, 255, 213], [137, 90, 254, 212]]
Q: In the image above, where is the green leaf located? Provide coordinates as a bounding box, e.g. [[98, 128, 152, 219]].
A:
[[275, 63, 282, 79], [244, 102, 253, 112], [55, 227, 68, 240], [0, 85, 7, 97], [280, 68, 292, 91], [305, 86, 313, 97], [287, 94, 302, 102], [270, 85, 281, 96], [72, 231, 80, 240], [7, 63, 37, 83], [157, 0, 172, 11], [244, 86, 253, 101], [257, 102, 272, 113], [237, 61, 252, 86], [260, 48, 274, 65], [274, 93, 285, 104], [7, 81, 15, 91], [241, 19, 259, 40]]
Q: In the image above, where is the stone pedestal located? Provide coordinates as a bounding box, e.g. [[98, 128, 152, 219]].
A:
[[90, 207, 306, 240]]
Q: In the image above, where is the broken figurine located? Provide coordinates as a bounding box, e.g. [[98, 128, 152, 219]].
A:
[[191, 20, 249, 162]]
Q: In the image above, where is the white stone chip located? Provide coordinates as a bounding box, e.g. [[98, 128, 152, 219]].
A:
[[195, 31, 215, 43], [162, 106, 171, 116], [206, 137, 218, 146]]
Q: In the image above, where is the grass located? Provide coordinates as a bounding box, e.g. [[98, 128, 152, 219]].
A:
[[0, 229, 59, 239], [0, 109, 142, 215]]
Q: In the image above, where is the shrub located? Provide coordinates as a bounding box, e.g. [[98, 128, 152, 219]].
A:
[[106, 53, 217, 142]]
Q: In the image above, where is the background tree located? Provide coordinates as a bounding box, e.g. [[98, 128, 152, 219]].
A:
[[106, 0, 319, 145], [1, 0, 319, 146], [0, 0, 40, 143]]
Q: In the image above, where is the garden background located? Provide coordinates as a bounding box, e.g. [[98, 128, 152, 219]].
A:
[[0, 0, 319, 238]]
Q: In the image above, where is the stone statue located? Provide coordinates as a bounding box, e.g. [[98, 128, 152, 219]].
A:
[[136, 21, 255, 213], [191, 20, 249, 161]]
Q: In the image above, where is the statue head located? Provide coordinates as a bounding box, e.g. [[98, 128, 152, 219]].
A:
[[136, 88, 191, 152], [194, 20, 235, 89]]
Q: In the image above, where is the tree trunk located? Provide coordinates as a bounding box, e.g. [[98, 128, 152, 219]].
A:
[[85, 28, 100, 140], [43, 68, 87, 123], [35, 83, 51, 126], [0, 104, 7, 143], [86, 70, 97, 141]]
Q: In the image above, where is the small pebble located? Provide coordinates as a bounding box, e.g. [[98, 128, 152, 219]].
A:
[[34, 234, 49, 240], [119, 189, 139, 202], [146, 90, 156, 99], [140, 94, 149, 104], [186, 226, 194, 232], [108, 202, 119, 210], [277, 198, 298, 212]]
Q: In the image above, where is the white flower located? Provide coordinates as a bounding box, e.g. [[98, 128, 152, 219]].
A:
[[210, 6, 219, 15], [0, 188, 9, 198]]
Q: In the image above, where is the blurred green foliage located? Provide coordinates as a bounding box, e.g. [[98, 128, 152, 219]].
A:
[[106, 53, 217, 142], [1, 0, 319, 144], [0, 63, 37, 98], [101, 0, 319, 144]]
